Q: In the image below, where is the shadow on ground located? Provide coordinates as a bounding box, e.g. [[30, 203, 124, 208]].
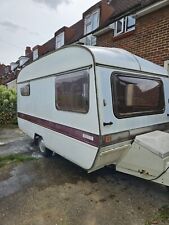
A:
[[0, 128, 169, 225]]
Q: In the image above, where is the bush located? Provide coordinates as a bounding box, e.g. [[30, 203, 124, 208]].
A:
[[0, 85, 17, 126]]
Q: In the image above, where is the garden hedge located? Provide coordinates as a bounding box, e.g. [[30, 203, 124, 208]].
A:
[[0, 85, 17, 126]]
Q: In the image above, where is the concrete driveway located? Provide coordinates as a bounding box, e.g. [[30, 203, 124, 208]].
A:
[[0, 128, 169, 225]]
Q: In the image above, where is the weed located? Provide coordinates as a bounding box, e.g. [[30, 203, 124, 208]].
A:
[[145, 205, 169, 225], [158, 205, 169, 222], [0, 154, 35, 168]]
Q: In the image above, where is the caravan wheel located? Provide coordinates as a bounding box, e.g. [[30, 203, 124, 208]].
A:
[[38, 138, 53, 158]]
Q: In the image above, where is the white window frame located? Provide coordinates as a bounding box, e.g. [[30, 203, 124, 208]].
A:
[[114, 18, 124, 36], [33, 49, 38, 61], [91, 35, 97, 46], [85, 15, 92, 35], [84, 9, 100, 35], [19, 57, 29, 67], [55, 32, 65, 49], [85, 34, 97, 46], [10, 63, 18, 71], [125, 15, 136, 32], [92, 10, 100, 31], [164, 60, 169, 74]]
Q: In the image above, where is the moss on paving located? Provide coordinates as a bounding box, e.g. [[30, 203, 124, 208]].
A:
[[145, 205, 169, 225], [0, 154, 35, 168]]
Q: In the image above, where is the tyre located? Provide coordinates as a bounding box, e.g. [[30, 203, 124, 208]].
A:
[[38, 138, 53, 157], [166, 186, 169, 192]]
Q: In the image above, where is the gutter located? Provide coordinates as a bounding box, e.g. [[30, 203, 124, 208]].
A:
[[135, 0, 169, 18], [92, 0, 169, 37], [93, 23, 115, 37]]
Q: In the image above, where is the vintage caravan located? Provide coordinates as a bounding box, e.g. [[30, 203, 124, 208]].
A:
[[17, 45, 169, 188]]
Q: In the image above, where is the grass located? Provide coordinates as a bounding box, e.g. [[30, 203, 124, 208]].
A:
[[0, 153, 35, 168], [145, 205, 169, 225], [0, 124, 18, 129]]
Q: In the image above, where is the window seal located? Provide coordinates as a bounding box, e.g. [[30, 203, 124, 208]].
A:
[[125, 15, 136, 32], [114, 18, 124, 36], [55, 69, 90, 114], [111, 72, 165, 119], [20, 83, 30, 96]]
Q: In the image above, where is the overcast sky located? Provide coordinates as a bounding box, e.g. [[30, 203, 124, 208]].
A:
[[0, 0, 99, 65]]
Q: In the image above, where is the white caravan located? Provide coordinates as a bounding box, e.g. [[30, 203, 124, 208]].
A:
[[17, 45, 169, 188]]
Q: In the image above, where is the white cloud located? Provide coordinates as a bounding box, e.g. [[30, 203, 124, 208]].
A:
[[32, 0, 71, 9], [0, 21, 26, 31], [0, 0, 99, 64]]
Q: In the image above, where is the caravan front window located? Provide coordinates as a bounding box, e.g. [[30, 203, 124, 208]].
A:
[[112, 73, 165, 118], [55, 70, 89, 113], [20, 83, 30, 96]]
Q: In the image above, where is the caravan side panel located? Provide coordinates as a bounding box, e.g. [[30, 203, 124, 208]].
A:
[[17, 66, 100, 170]]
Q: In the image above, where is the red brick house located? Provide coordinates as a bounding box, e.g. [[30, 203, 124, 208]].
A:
[[0, 64, 6, 81], [0, 63, 12, 85], [32, 0, 114, 59], [94, 0, 169, 71], [41, 0, 169, 72], [32, 22, 84, 60], [0, 64, 6, 84], [79, 0, 114, 45], [2, 0, 169, 87]]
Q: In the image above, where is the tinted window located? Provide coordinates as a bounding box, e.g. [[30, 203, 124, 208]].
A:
[[126, 15, 136, 31], [112, 73, 165, 118], [116, 19, 124, 34], [20, 84, 30, 96], [55, 70, 89, 113]]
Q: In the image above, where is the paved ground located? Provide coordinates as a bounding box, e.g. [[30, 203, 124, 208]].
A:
[[0, 128, 169, 225], [0, 128, 34, 155]]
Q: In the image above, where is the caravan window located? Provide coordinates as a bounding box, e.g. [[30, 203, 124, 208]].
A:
[[111, 73, 165, 118], [20, 83, 30, 96], [55, 70, 89, 113]]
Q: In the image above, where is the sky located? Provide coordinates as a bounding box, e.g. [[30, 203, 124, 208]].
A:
[[0, 0, 99, 65]]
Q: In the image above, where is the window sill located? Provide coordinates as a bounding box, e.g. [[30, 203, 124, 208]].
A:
[[113, 30, 135, 41]]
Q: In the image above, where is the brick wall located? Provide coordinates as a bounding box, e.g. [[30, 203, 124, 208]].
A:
[[97, 5, 169, 66]]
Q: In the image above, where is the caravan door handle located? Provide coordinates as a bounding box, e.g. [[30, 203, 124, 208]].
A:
[[103, 121, 113, 126]]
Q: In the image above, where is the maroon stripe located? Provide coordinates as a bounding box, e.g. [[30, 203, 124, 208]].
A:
[[18, 112, 99, 147]]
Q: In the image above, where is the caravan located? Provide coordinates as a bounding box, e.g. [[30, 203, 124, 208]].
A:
[[17, 45, 169, 188]]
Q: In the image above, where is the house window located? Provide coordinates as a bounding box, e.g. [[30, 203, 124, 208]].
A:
[[85, 34, 97, 46], [84, 9, 100, 46], [55, 32, 64, 49], [111, 73, 164, 118], [114, 15, 136, 36], [33, 49, 38, 61], [85, 15, 92, 34], [92, 10, 100, 30], [20, 84, 30, 96], [55, 70, 89, 113], [125, 15, 136, 32], [114, 18, 124, 36], [84, 9, 100, 35], [19, 57, 29, 67]]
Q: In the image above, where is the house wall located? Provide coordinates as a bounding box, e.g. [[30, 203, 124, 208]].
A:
[[7, 79, 17, 89], [97, 5, 169, 66], [41, 38, 55, 56]]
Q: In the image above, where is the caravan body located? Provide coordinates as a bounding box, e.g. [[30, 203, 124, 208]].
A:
[[17, 45, 169, 187]]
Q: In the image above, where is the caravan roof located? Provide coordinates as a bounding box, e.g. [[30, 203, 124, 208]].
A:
[[17, 45, 168, 83]]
